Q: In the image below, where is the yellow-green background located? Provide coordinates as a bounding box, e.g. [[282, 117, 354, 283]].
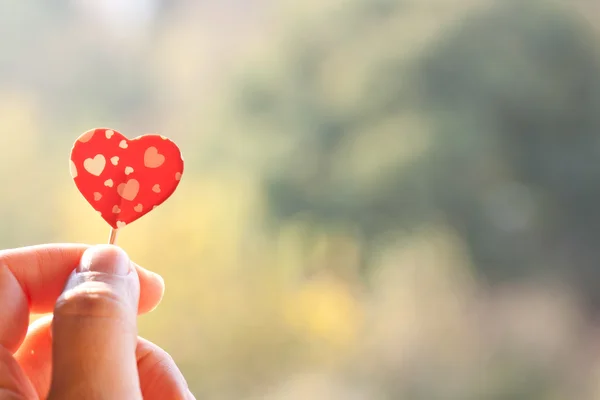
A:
[[2, 1, 600, 398]]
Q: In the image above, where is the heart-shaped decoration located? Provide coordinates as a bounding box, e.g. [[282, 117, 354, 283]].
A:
[[70, 128, 184, 229]]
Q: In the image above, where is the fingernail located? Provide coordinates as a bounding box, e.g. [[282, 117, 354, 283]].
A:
[[76, 245, 131, 276]]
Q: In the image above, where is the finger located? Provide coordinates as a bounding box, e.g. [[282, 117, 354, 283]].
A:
[[0, 345, 37, 399], [2, 244, 164, 314], [137, 337, 194, 400], [0, 244, 164, 353], [17, 318, 194, 400], [48, 245, 142, 399], [15, 315, 53, 399]]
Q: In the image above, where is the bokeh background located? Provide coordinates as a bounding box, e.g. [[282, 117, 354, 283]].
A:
[[3, 0, 600, 398]]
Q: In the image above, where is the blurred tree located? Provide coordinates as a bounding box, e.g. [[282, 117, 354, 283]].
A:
[[413, 0, 600, 312], [234, 0, 471, 273], [236, 0, 600, 313]]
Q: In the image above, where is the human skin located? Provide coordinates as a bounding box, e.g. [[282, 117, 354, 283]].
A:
[[0, 244, 195, 399]]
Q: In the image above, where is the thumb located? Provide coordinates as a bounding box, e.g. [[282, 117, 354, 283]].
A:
[[48, 245, 142, 400]]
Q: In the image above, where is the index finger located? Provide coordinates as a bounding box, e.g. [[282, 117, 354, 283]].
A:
[[0, 244, 164, 352]]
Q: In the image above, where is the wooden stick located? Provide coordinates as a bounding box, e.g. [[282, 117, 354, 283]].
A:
[[108, 228, 119, 245]]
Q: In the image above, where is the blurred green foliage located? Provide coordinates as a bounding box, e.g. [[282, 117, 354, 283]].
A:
[[3, 0, 600, 398]]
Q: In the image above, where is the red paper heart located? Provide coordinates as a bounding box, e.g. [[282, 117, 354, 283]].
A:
[[70, 128, 184, 229]]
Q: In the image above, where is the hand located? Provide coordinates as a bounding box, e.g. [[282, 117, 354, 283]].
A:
[[0, 244, 194, 399]]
